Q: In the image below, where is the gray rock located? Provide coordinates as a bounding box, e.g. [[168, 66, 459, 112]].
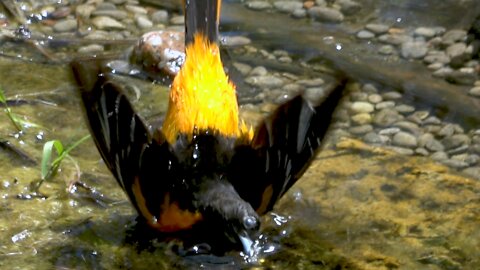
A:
[[462, 167, 480, 180], [423, 52, 450, 64], [76, 4, 95, 19], [91, 16, 125, 30], [246, 1, 272, 11], [446, 42, 467, 59], [394, 121, 421, 135], [363, 132, 386, 144], [441, 159, 469, 169], [441, 29, 467, 46], [233, 62, 252, 76], [395, 104, 415, 114], [469, 86, 480, 97], [315, 0, 326, 6], [223, 36, 251, 46], [361, 84, 377, 94], [445, 70, 477, 86], [414, 27, 437, 38], [308, 7, 344, 23], [378, 45, 395, 55], [77, 44, 104, 53], [350, 92, 368, 102], [442, 134, 471, 149], [53, 18, 77, 32], [336, 0, 361, 15], [292, 8, 307, 18], [386, 146, 414, 155], [447, 145, 469, 155], [465, 154, 479, 165], [373, 109, 403, 127], [249, 66, 268, 76], [379, 127, 400, 135], [378, 34, 411, 45], [425, 138, 445, 152], [245, 75, 284, 88], [392, 131, 418, 148], [151, 10, 169, 24], [368, 94, 382, 104], [170, 15, 184, 25], [415, 147, 430, 156], [382, 91, 402, 100], [427, 63, 444, 70], [304, 87, 326, 102], [273, 1, 303, 13], [375, 101, 396, 110], [431, 151, 448, 161], [365, 23, 389, 35], [297, 78, 324, 87], [282, 83, 302, 92], [125, 5, 148, 15], [351, 113, 372, 125], [432, 67, 453, 78], [357, 30, 375, 39], [350, 101, 374, 113], [423, 116, 442, 125], [349, 124, 374, 135], [401, 40, 428, 59], [92, 10, 128, 20], [97, 2, 117, 11], [437, 124, 456, 137], [136, 16, 153, 29]]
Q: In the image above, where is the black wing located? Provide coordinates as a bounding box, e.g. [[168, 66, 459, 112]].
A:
[[71, 58, 176, 221], [184, 0, 221, 45], [230, 81, 345, 214]]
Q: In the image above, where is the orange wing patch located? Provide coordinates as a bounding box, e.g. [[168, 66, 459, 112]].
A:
[[162, 34, 252, 143], [132, 177, 202, 232]]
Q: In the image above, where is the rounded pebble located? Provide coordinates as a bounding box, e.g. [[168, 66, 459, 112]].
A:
[[308, 6, 344, 23], [392, 131, 418, 148]]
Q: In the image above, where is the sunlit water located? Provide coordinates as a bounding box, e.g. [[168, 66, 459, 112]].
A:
[[0, 1, 479, 269]]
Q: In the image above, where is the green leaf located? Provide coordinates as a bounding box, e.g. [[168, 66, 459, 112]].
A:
[[0, 87, 6, 104], [41, 139, 64, 180]]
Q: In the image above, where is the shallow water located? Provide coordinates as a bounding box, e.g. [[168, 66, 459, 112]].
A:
[[0, 1, 479, 269]]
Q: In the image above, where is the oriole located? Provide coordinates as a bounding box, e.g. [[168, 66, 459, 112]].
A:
[[72, 0, 344, 254]]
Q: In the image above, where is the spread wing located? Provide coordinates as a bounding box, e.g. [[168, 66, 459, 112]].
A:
[[71, 58, 177, 222], [230, 81, 345, 214]]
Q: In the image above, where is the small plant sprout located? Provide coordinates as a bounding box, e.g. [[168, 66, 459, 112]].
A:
[[0, 86, 42, 132]]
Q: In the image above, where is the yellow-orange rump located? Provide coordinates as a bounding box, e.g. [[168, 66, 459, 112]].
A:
[[162, 34, 252, 143]]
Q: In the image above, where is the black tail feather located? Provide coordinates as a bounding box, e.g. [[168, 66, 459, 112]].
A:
[[185, 0, 221, 45]]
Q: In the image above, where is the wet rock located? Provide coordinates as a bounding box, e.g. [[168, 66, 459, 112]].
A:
[[441, 159, 469, 169], [441, 29, 467, 46], [373, 109, 403, 127], [442, 134, 471, 150], [431, 151, 448, 161], [223, 36, 251, 46], [125, 5, 148, 15], [308, 7, 344, 23], [170, 15, 184, 25], [92, 16, 125, 30], [368, 94, 382, 104], [468, 86, 480, 97], [386, 146, 414, 155], [378, 34, 411, 45], [407, 110, 429, 124], [414, 27, 437, 38], [136, 16, 153, 29], [357, 30, 375, 39], [462, 166, 480, 179], [297, 78, 324, 87], [375, 101, 396, 110], [92, 10, 128, 20], [363, 132, 387, 144], [447, 145, 469, 155], [365, 23, 389, 35], [350, 101, 374, 113], [245, 75, 284, 88], [233, 62, 252, 76], [97, 2, 117, 11], [427, 62, 444, 70], [381, 91, 402, 100], [418, 133, 445, 152], [395, 104, 415, 114], [432, 67, 453, 78], [249, 66, 268, 76], [378, 45, 395, 55], [446, 43, 467, 59], [415, 147, 429, 156], [350, 92, 368, 102], [392, 131, 418, 148], [246, 1, 272, 11], [336, 0, 361, 15], [292, 8, 307, 18], [53, 19, 77, 32], [401, 40, 428, 59], [351, 113, 372, 125], [273, 1, 303, 13], [445, 70, 477, 85], [78, 44, 104, 54], [437, 124, 456, 137], [379, 127, 400, 136], [282, 83, 302, 92], [151, 10, 169, 24], [423, 52, 450, 65], [394, 121, 421, 135], [349, 124, 373, 135], [76, 4, 96, 19]]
